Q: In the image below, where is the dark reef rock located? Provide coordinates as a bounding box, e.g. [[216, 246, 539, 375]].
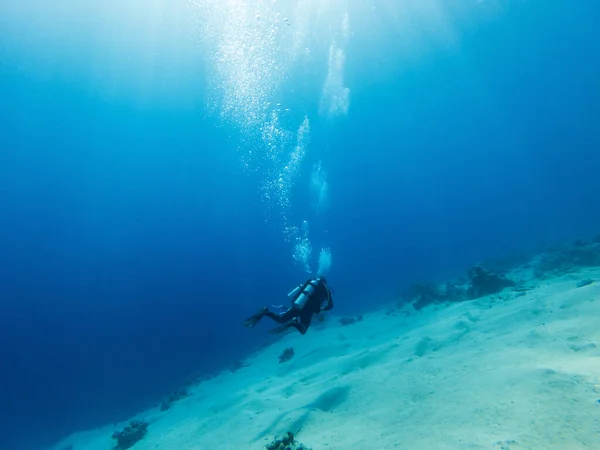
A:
[[564, 242, 600, 266], [399, 280, 467, 310], [278, 347, 295, 364], [534, 251, 573, 277], [394, 233, 600, 311], [111, 420, 148, 450], [534, 240, 600, 278], [160, 387, 190, 411], [576, 279, 594, 288], [265, 431, 312, 450], [467, 264, 515, 298], [398, 265, 516, 307]]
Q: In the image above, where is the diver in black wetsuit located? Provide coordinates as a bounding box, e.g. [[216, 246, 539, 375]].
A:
[[243, 277, 333, 335]]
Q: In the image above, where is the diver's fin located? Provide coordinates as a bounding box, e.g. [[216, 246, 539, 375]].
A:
[[243, 307, 268, 328]]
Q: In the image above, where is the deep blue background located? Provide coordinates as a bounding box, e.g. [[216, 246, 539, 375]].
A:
[[1, 1, 599, 449]]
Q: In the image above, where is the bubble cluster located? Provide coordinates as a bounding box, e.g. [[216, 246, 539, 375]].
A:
[[293, 220, 313, 273], [317, 247, 332, 276], [189, 0, 286, 132], [310, 160, 330, 213], [260, 116, 310, 242]]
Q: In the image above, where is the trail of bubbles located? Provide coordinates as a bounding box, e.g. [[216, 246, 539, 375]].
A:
[[319, 11, 351, 118], [261, 116, 310, 243], [188, 0, 347, 269]]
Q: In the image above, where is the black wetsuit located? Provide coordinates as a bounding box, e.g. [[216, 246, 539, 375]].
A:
[[252, 278, 333, 335]]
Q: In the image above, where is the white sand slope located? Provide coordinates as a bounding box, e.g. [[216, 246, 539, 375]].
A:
[[58, 268, 600, 450]]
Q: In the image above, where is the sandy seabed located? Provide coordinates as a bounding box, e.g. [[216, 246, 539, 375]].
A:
[[56, 267, 600, 450]]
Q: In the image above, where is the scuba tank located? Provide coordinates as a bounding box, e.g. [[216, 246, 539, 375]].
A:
[[287, 284, 302, 298], [288, 278, 322, 310]]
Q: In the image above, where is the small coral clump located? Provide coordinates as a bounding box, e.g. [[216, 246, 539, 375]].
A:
[[160, 387, 190, 411], [111, 420, 148, 450], [265, 431, 312, 450], [278, 347, 295, 364]]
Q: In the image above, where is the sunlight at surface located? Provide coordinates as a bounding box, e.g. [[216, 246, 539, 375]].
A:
[[0, 0, 201, 105], [0, 0, 506, 104]]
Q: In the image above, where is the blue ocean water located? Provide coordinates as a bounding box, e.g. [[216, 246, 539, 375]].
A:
[[0, 1, 599, 449]]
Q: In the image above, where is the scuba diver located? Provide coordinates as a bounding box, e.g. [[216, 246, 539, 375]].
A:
[[243, 277, 333, 335]]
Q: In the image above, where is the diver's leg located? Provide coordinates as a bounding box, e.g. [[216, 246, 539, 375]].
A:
[[268, 309, 307, 334], [244, 307, 297, 328], [263, 308, 297, 324], [288, 311, 313, 335]]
